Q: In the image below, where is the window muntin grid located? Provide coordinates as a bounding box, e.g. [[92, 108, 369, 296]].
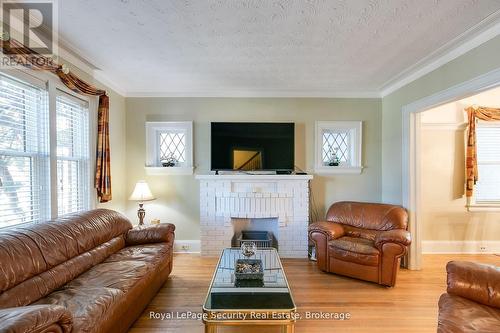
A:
[[322, 130, 350, 165], [158, 131, 186, 164]]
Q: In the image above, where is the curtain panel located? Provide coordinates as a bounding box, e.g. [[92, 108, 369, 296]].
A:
[[1, 38, 112, 202], [465, 106, 500, 199]]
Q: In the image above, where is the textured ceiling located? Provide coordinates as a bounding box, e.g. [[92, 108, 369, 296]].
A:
[[58, 0, 500, 96]]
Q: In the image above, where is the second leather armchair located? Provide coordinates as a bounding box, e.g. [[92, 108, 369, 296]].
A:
[[309, 201, 411, 287]]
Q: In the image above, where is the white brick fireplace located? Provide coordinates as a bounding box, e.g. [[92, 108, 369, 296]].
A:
[[196, 174, 313, 258]]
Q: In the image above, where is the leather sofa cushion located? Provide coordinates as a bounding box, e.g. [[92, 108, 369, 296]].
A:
[[438, 293, 500, 333], [0, 209, 132, 293], [64, 243, 171, 292], [329, 237, 380, 266], [105, 243, 171, 263], [34, 243, 170, 333], [0, 236, 125, 309]]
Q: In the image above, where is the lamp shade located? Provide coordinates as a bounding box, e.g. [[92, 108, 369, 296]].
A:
[[129, 180, 155, 201]]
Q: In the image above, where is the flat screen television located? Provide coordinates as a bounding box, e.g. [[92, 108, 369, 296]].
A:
[[211, 122, 294, 172]]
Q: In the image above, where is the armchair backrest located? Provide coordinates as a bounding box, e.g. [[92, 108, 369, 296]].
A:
[[326, 201, 408, 231]]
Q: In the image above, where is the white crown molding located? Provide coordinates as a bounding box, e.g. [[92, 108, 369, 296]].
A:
[[92, 70, 127, 97], [55, 36, 130, 96], [8, 5, 500, 99], [84, 8, 500, 100], [57, 46, 96, 76], [380, 10, 500, 97], [124, 90, 381, 98]]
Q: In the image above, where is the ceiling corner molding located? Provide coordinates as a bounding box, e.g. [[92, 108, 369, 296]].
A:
[[92, 70, 127, 97], [124, 90, 381, 98], [380, 10, 500, 98]]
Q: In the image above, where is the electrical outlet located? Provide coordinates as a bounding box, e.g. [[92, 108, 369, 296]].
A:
[[181, 244, 190, 251], [479, 245, 488, 252]]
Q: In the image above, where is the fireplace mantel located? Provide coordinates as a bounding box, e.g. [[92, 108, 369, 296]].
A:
[[196, 174, 312, 257], [195, 174, 313, 181]]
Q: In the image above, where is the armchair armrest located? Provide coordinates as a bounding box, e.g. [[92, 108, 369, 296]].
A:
[[308, 222, 344, 272], [374, 229, 411, 249], [126, 223, 175, 246], [308, 221, 345, 240], [446, 261, 500, 308], [0, 305, 72, 333]]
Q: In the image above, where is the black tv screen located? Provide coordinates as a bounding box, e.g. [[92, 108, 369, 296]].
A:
[[211, 122, 294, 171]]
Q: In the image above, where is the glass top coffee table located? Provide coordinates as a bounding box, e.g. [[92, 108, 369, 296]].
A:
[[203, 248, 296, 333]]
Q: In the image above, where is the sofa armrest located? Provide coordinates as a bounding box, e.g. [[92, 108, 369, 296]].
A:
[[446, 261, 500, 308], [374, 229, 411, 250], [308, 221, 345, 241], [0, 305, 72, 333], [126, 223, 175, 246]]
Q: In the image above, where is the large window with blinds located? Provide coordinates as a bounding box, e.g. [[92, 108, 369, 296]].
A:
[[0, 75, 50, 226], [474, 122, 500, 204], [0, 72, 91, 228], [56, 94, 90, 215]]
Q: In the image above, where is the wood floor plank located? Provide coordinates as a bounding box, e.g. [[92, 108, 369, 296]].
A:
[[128, 254, 499, 333]]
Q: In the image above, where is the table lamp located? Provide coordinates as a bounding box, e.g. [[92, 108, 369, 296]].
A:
[[129, 180, 156, 225]]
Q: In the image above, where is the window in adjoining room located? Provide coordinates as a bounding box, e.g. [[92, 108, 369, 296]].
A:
[[473, 122, 500, 205]]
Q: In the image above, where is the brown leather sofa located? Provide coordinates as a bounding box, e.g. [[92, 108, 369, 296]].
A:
[[308, 201, 411, 287], [0, 209, 175, 333], [438, 261, 500, 333]]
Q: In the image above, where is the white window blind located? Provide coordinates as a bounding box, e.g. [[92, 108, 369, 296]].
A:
[[56, 93, 90, 215], [0, 74, 49, 227], [475, 124, 500, 203]]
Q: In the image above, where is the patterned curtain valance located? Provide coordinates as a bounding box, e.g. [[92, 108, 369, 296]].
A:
[[465, 106, 500, 199], [1, 38, 112, 203]]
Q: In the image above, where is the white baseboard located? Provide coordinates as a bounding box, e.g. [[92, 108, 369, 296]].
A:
[[173, 240, 201, 253], [422, 241, 500, 254]]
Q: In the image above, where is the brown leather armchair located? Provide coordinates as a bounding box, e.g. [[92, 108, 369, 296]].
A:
[[438, 261, 500, 333], [308, 201, 411, 287]]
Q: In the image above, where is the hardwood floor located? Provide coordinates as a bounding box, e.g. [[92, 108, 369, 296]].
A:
[[129, 254, 499, 333]]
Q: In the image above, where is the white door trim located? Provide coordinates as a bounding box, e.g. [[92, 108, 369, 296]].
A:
[[401, 67, 500, 270]]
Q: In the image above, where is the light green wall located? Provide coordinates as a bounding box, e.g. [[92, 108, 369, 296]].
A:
[[125, 98, 382, 240], [382, 35, 500, 204], [96, 34, 500, 242]]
